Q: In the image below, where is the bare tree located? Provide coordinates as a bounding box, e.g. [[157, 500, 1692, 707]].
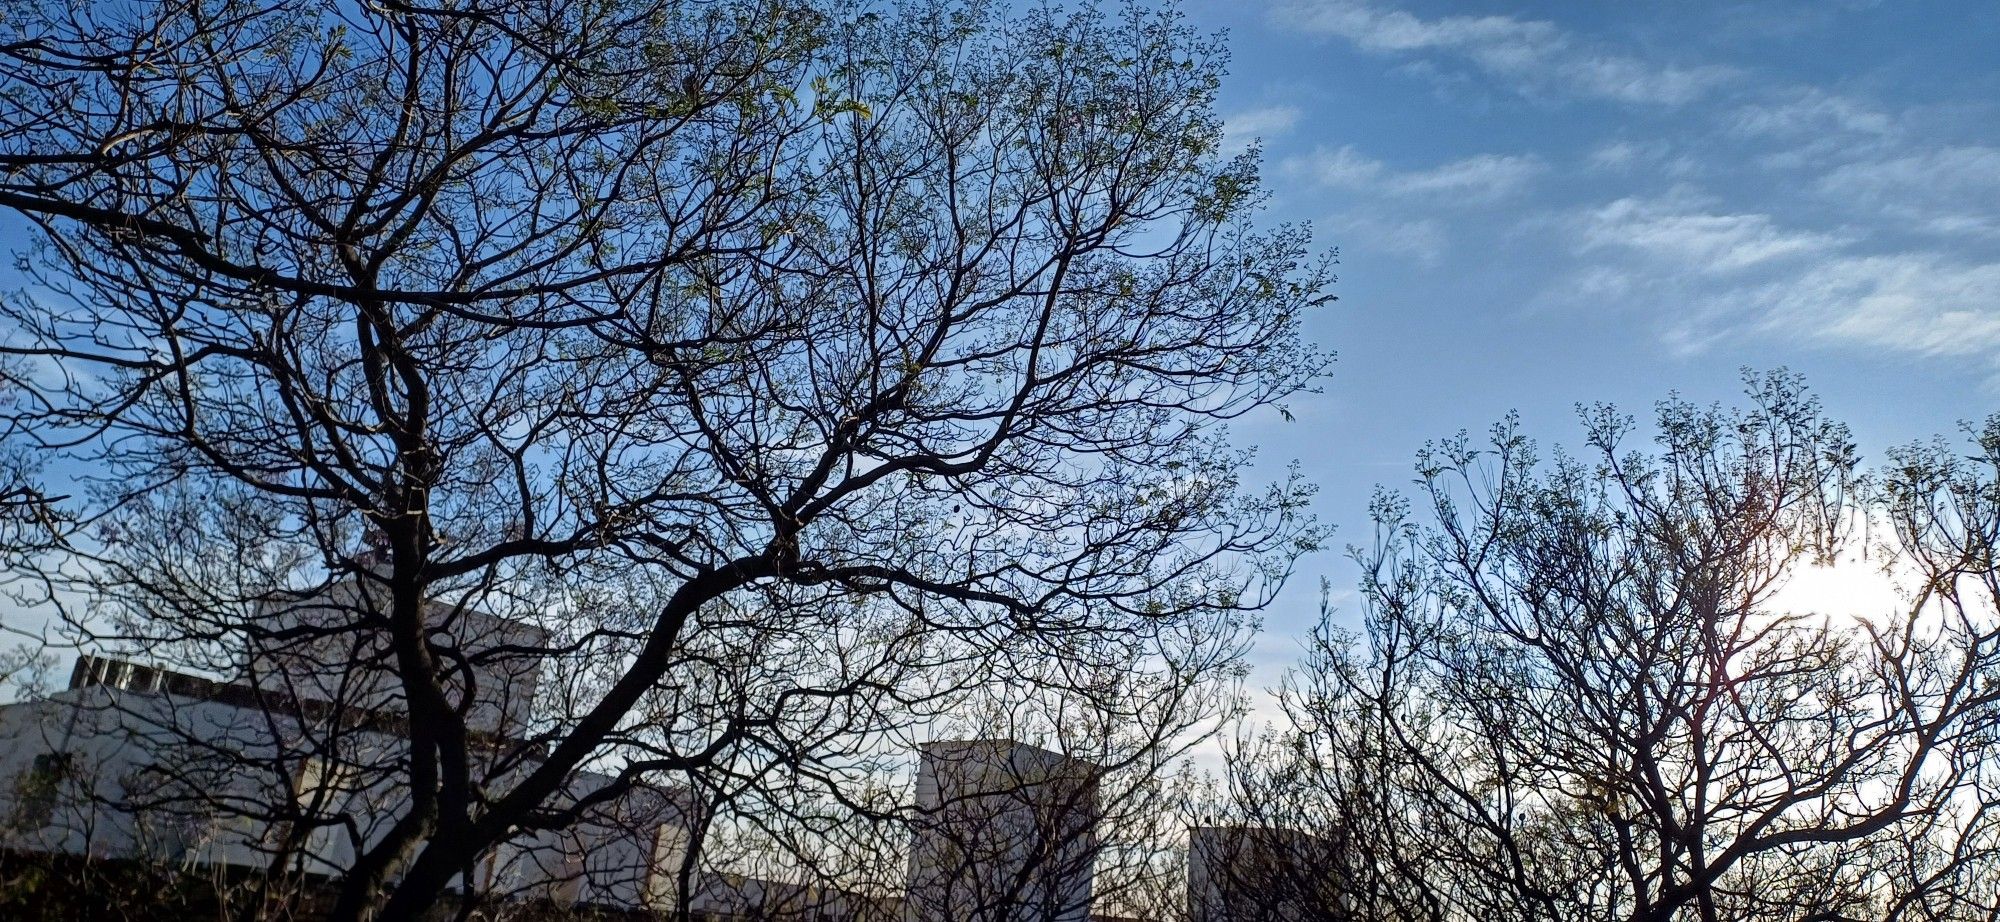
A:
[[1233, 373, 2000, 922], [0, 0, 1329, 918], [641, 610, 1246, 922]]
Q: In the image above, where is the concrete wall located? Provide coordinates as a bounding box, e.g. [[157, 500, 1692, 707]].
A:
[[248, 580, 548, 739], [0, 679, 692, 913], [904, 740, 1099, 922], [4, 665, 1129, 922], [1187, 826, 1331, 922]]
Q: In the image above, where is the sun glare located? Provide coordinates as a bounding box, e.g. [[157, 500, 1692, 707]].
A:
[[1769, 553, 1907, 624]]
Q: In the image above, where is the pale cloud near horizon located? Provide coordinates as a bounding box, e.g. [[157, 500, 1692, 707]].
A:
[[1271, 0, 1738, 105]]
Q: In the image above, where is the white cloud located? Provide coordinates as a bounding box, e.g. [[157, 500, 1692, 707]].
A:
[[1576, 195, 1850, 273], [1273, 0, 1737, 105], [1585, 140, 1697, 177], [1586, 140, 1643, 171], [1823, 145, 2000, 196], [1729, 87, 1902, 171], [1753, 255, 2000, 358], [1286, 145, 1388, 187], [1913, 214, 2000, 241], [1730, 87, 1895, 139], [1551, 195, 2000, 364], [1396, 153, 1546, 197], [1273, 145, 1542, 265], [1221, 105, 1303, 155], [1814, 146, 2000, 240], [1284, 145, 1545, 203], [1328, 213, 1448, 265]]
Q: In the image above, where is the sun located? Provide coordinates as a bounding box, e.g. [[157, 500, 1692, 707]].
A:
[[1768, 551, 1906, 624]]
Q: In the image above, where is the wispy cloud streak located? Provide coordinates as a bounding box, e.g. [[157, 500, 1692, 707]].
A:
[[1273, 0, 1737, 105], [1284, 145, 1545, 202]]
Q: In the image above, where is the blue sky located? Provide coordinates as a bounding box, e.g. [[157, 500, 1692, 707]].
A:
[[1170, 0, 2000, 660], [4, 1, 1996, 702]]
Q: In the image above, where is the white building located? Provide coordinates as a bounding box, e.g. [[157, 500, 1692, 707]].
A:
[[247, 581, 550, 740], [0, 584, 695, 914], [685, 871, 901, 922], [903, 739, 1100, 922], [1187, 826, 1333, 922], [0, 584, 1125, 921]]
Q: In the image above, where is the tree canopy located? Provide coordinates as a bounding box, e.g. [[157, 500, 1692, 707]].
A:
[[0, 0, 1331, 918], [1228, 374, 2000, 922]]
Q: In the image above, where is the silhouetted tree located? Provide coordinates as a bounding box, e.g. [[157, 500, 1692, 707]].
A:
[[0, 0, 1330, 918], [652, 622, 1243, 922], [1231, 373, 2000, 922]]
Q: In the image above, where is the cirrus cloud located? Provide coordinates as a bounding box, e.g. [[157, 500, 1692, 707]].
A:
[[1283, 145, 1546, 203], [1272, 0, 1738, 106], [1550, 195, 2000, 365]]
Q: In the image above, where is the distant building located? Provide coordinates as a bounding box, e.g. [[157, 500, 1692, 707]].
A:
[[0, 585, 1138, 921], [684, 871, 901, 922], [904, 739, 1100, 922], [0, 584, 695, 914], [247, 581, 550, 740], [1187, 826, 1335, 922]]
